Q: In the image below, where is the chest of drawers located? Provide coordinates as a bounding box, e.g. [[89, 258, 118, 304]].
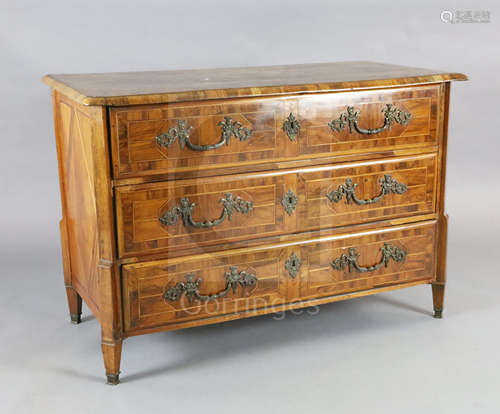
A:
[[43, 62, 466, 384]]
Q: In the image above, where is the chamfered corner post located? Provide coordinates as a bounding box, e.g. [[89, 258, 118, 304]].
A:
[[432, 82, 451, 319], [60, 210, 82, 324], [431, 213, 447, 319], [88, 104, 125, 385], [61, 218, 82, 324]]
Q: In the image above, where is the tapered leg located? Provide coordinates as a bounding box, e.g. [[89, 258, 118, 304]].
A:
[[65, 286, 82, 324], [432, 212, 448, 319], [99, 258, 123, 385], [102, 340, 122, 385], [432, 283, 445, 318]]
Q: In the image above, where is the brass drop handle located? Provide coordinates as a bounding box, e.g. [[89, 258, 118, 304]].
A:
[[326, 174, 407, 206], [159, 193, 253, 229], [156, 117, 253, 152], [331, 243, 407, 273], [163, 266, 258, 304], [329, 104, 411, 135]]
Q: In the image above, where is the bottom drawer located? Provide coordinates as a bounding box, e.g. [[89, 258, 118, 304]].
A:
[[122, 220, 437, 333]]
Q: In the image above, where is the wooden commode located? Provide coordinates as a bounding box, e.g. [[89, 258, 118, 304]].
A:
[[43, 62, 467, 384]]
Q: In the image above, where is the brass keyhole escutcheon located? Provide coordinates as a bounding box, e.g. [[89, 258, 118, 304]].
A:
[[285, 252, 302, 279], [281, 189, 298, 216]]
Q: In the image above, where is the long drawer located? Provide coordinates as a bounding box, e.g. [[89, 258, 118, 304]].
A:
[[122, 220, 437, 333], [116, 153, 437, 258], [110, 84, 441, 179]]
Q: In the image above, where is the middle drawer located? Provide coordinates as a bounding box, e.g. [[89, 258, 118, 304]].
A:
[[116, 153, 437, 258]]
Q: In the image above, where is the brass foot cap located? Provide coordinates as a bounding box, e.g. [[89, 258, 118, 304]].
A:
[[106, 373, 120, 385], [433, 310, 443, 319], [70, 313, 81, 324]]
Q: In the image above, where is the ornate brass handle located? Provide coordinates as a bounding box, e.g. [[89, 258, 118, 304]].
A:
[[331, 243, 407, 273], [326, 174, 407, 206], [156, 117, 253, 151], [329, 104, 411, 135], [164, 266, 258, 304], [159, 193, 253, 229]]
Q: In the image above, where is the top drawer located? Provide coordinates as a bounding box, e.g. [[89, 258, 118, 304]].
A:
[[109, 84, 441, 180]]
